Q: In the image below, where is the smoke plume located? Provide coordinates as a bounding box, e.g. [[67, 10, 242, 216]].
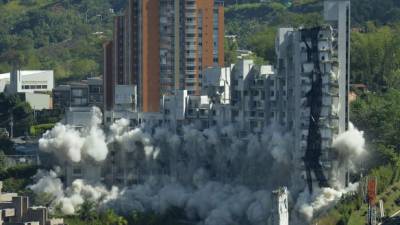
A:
[[33, 112, 367, 225], [39, 107, 108, 162], [294, 123, 366, 222]]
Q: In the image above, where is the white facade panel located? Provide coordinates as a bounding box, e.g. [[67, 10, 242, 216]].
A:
[[25, 93, 52, 110]]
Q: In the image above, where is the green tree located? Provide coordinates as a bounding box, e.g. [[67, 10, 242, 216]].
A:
[[101, 210, 128, 225], [70, 59, 98, 79], [13, 102, 34, 136], [248, 28, 277, 64], [351, 26, 400, 91], [0, 151, 7, 172], [77, 200, 97, 222], [0, 94, 33, 137]]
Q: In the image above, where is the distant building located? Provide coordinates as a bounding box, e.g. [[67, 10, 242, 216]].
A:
[[103, 0, 225, 113], [87, 77, 103, 108], [53, 77, 104, 112], [0, 70, 54, 110], [0, 181, 65, 225], [63, 107, 95, 128], [236, 49, 253, 59]]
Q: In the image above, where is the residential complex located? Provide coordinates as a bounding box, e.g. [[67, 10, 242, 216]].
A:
[[103, 0, 225, 113], [0, 182, 64, 225], [62, 0, 350, 193]]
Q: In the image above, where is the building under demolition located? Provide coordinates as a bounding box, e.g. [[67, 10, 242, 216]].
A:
[[59, 0, 350, 197]]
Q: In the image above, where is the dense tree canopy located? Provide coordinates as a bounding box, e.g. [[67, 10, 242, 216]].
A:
[[0, 0, 116, 80], [0, 94, 33, 137]]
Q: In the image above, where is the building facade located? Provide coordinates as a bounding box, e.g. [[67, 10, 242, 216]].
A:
[[0, 182, 64, 225], [324, 0, 351, 132], [103, 0, 225, 113], [0, 70, 54, 110], [53, 77, 104, 112], [275, 25, 343, 193]]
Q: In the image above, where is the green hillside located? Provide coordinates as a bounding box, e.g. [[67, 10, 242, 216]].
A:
[[0, 0, 120, 81], [1, 0, 400, 80]]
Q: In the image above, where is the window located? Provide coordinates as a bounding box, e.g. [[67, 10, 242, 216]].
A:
[[72, 89, 84, 97], [232, 110, 239, 117], [73, 167, 82, 175]]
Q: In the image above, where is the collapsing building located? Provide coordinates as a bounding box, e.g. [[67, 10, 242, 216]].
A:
[[59, 0, 350, 196]]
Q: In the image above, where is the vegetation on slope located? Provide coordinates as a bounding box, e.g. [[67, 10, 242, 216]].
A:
[[0, 0, 119, 81]]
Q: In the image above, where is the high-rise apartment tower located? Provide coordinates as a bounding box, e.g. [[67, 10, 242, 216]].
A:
[[103, 0, 225, 113]]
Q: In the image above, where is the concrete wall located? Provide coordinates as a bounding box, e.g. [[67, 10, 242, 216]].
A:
[[25, 93, 52, 110]]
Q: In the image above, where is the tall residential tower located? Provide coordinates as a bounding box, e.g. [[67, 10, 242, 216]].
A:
[[324, 0, 351, 132], [103, 0, 225, 113]]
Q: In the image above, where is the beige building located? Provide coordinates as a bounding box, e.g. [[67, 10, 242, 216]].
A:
[[0, 182, 64, 225]]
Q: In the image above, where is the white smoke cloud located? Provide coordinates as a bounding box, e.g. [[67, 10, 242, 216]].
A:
[[295, 183, 359, 222], [29, 169, 119, 215], [39, 124, 85, 162], [33, 116, 367, 225], [29, 169, 64, 199], [109, 118, 130, 141], [33, 121, 294, 224], [294, 123, 367, 222], [39, 107, 108, 163], [29, 169, 272, 225], [333, 123, 366, 158]]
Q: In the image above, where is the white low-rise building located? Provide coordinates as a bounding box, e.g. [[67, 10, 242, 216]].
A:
[[0, 70, 54, 110]]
